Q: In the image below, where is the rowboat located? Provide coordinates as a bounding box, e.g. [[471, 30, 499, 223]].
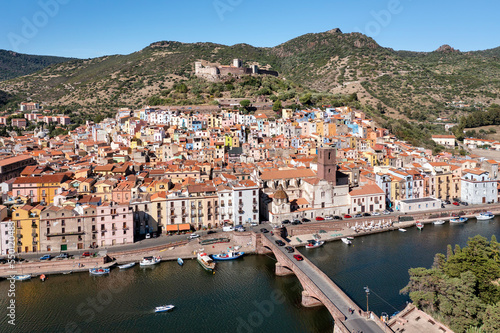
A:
[[450, 217, 468, 223], [398, 228, 407, 232], [433, 220, 445, 225], [177, 258, 184, 266], [14, 275, 31, 281], [341, 237, 352, 245]]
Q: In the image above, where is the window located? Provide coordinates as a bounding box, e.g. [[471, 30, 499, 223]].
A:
[[239, 192, 242, 197]]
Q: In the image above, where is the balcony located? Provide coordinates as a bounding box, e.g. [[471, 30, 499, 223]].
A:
[[239, 202, 244, 207], [31, 232, 38, 237], [182, 213, 188, 217], [199, 213, 204, 217], [17, 241, 22, 246], [31, 223, 37, 228], [45, 231, 85, 237], [252, 209, 258, 213], [17, 234, 22, 239], [238, 210, 244, 214]]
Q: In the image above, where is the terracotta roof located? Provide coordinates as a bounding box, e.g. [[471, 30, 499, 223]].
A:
[[349, 184, 384, 196], [260, 168, 316, 180]]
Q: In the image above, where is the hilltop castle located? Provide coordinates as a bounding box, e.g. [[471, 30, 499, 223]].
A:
[[194, 59, 278, 81]]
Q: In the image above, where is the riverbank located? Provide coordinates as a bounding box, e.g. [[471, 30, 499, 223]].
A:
[[0, 233, 255, 278]]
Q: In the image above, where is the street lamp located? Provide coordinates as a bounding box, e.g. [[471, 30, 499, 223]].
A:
[[364, 286, 370, 313]]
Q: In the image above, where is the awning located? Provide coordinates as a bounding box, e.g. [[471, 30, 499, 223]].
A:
[[166, 225, 178, 232], [178, 223, 191, 231]]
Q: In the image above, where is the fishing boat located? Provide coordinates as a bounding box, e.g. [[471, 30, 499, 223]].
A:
[[476, 212, 495, 220], [14, 275, 31, 281], [177, 258, 184, 266], [140, 256, 161, 266], [305, 239, 325, 249], [450, 217, 468, 223], [211, 249, 245, 260], [197, 252, 216, 272], [416, 221, 424, 230], [155, 305, 175, 313], [118, 262, 136, 269], [433, 220, 446, 225], [341, 237, 352, 245], [398, 228, 407, 232], [89, 267, 110, 276], [346, 236, 354, 240]]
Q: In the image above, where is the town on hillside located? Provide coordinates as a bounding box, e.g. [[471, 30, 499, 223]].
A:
[[0, 103, 499, 255]]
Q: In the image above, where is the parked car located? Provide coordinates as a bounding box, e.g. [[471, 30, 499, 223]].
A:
[[189, 233, 200, 239], [275, 240, 285, 246], [145, 233, 151, 239], [444, 200, 451, 204], [293, 254, 304, 261], [282, 219, 291, 224], [291, 220, 302, 225], [333, 215, 343, 220], [235, 227, 246, 232], [463, 202, 468, 206], [354, 214, 363, 218], [362, 212, 371, 217], [372, 212, 381, 216], [260, 228, 269, 233], [55, 252, 69, 260], [82, 251, 91, 257], [383, 210, 391, 215], [250, 222, 258, 226], [343, 214, 352, 219], [301, 218, 311, 223], [315, 216, 325, 221], [453, 202, 460, 206], [285, 246, 294, 253], [40, 254, 52, 261], [207, 230, 217, 235], [325, 215, 334, 220]]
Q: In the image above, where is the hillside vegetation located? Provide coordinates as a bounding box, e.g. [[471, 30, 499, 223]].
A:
[[0, 50, 73, 81], [0, 29, 499, 125]]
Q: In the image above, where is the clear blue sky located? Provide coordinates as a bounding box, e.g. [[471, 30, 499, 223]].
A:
[[1, 0, 499, 58]]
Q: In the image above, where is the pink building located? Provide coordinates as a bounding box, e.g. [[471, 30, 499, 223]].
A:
[[95, 202, 134, 247], [0, 116, 7, 126]]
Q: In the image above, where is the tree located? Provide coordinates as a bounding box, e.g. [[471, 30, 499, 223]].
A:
[[299, 93, 312, 105], [239, 100, 251, 108], [481, 302, 500, 332], [272, 100, 282, 112]]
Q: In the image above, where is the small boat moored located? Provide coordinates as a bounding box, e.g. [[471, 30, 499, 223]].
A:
[[40, 274, 46, 282], [305, 239, 325, 249], [140, 256, 161, 266], [197, 252, 216, 272], [398, 228, 407, 232], [476, 212, 495, 220], [155, 305, 175, 313], [118, 262, 136, 269], [89, 267, 110, 276], [416, 221, 424, 230], [14, 275, 32, 281], [341, 237, 352, 245], [433, 220, 446, 225], [450, 217, 468, 223], [211, 249, 245, 261], [177, 258, 184, 266]]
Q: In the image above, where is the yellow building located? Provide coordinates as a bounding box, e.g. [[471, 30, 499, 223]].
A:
[[13, 204, 42, 253]]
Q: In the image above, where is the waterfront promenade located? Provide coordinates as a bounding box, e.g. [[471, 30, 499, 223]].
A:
[[259, 233, 388, 333]]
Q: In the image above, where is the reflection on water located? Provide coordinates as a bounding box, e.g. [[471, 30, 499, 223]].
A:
[[0, 218, 497, 332]]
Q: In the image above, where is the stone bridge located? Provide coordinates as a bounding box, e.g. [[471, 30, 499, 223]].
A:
[[253, 232, 390, 333]]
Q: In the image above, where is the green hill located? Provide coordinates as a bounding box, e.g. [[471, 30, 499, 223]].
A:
[[0, 50, 73, 81], [0, 29, 499, 124]]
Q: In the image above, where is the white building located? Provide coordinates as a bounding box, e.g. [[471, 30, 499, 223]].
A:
[[397, 197, 441, 213], [349, 184, 386, 214], [0, 220, 14, 255], [461, 169, 497, 204], [431, 135, 456, 147], [217, 180, 259, 226]]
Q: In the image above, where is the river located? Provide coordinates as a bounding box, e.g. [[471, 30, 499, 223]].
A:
[[0, 218, 498, 333]]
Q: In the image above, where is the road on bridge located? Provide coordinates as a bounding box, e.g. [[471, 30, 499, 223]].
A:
[[266, 233, 387, 333]]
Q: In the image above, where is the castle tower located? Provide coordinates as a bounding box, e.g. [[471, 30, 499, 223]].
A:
[[317, 146, 337, 183], [233, 59, 242, 68]]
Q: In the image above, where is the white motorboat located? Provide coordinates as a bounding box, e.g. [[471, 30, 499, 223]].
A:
[[476, 212, 495, 220], [398, 228, 407, 232], [140, 256, 161, 266], [341, 237, 352, 245], [450, 217, 468, 223], [305, 240, 325, 249], [155, 305, 175, 313], [14, 274, 31, 281], [433, 220, 446, 225], [118, 262, 136, 269]]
